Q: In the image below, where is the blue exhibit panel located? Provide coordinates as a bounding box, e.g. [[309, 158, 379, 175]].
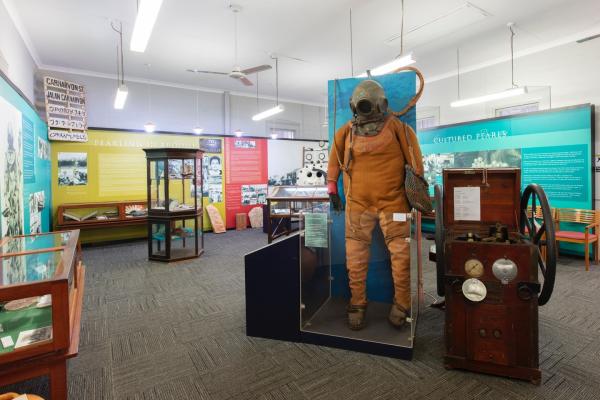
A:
[[327, 72, 416, 303]]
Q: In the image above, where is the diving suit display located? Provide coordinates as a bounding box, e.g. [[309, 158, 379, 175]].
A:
[[327, 79, 425, 330]]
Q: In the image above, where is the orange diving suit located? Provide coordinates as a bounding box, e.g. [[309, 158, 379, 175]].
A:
[[327, 79, 424, 330]]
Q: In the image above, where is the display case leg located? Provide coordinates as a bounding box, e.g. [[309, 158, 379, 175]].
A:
[[49, 360, 67, 400]]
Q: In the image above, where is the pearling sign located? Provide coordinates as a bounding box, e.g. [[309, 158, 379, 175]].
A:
[[44, 76, 88, 142]]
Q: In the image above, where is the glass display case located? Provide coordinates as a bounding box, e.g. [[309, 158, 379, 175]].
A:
[[144, 148, 204, 262], [298, 210, 423, 353], [0, 230, 83, 364], [56, 200, 147, 229], [266, 186, 329, 243]]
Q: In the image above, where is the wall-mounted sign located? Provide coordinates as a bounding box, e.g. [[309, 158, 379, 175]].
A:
[[199, 138, 222, 153], [48, 129, 88, 142], [44, 76, 88, 142]]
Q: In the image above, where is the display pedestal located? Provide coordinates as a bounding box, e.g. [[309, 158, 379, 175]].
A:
[[245, 230, 420, 360]]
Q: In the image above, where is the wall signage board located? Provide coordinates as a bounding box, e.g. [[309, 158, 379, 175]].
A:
[[44, 76, 88, 142], [420, 104, 594, 210], [224, 137, 268, 229], [199, 138, 222, 153]]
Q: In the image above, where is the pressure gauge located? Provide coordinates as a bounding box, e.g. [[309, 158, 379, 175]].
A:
[[462, 278, 487, 302], [464, 258, 484, 278], [492, 258, 518, 284]]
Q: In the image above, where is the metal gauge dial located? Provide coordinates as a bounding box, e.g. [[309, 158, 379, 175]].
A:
[[464, 258, 484, 278], [492, 258, 518, 284], [462, 278, 487, 302]]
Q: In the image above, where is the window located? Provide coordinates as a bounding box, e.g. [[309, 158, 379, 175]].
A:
[[495, 103, 539, 117], [269, 128, 295, 139], [417, 116, 436, 130]]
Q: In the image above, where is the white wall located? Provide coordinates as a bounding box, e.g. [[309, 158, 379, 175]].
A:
[[420, 38, 600, 128], [418, 37, 600, 206], [35, 69, 328, 140], [0, 0, 37, 101]]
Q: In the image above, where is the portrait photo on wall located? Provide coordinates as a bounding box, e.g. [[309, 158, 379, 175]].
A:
[[0, 97, 24, 237], [202, 154, 223, 200], [58, 152, 88, 186]]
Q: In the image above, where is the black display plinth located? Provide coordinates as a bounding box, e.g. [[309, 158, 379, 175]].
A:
[[244, 233, 415, 359]]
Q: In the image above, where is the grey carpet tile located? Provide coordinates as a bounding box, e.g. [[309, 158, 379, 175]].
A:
[[3, 229, 600, 399]]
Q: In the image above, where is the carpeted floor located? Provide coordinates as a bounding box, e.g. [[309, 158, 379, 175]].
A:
[[3, 229, 600, 399]]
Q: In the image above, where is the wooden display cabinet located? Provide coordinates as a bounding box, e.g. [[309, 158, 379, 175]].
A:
[[144, 148, 204, 262], [55, 200, 147, 230], [0, 230, 85, 398]]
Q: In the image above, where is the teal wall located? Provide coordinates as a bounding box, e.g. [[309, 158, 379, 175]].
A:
[[0, 72, 51, 236]]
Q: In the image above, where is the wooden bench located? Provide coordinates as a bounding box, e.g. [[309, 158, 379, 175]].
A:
[[555, 208, 599, 271]]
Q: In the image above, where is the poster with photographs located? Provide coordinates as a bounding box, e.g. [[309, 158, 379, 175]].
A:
[[37, 137, 50, 160], [241, 184, 268, 205], [58, 152, 87, 186], [0, 97, 24, 237], [201, 154, 223, 203], [29, 191, 45, 234]]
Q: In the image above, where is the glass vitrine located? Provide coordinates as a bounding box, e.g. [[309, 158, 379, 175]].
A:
[[144, 148, 203, 214], [0, 230, 83, 364], [144, 148, 204, 261], [266, 186, 329, 243], [299, 210, 423, 353]]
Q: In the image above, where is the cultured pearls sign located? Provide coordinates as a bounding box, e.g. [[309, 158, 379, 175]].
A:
[[43, 76, 88, 142]]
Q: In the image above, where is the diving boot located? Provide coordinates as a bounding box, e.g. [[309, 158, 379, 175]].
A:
[[347, 304, 367, 330], [388, 303, 409, 328]]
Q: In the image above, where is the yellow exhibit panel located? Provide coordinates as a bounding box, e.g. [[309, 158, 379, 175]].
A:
[[51, 129, 226, 243]]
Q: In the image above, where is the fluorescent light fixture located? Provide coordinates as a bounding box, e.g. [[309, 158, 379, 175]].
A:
[[252, 104, 285, 121], [450, 86, 527, 107], [357, 53, 415, 77], [113, 84, 128, 109], [270, 133, 278, 139], [144, 122, 156, 133], [193, 127, 203, 134], [130, 0, 163, 52], [234, 129, 244, 137]]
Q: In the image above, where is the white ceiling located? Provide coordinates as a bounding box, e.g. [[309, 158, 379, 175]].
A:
[[7, 0, 600, 104]]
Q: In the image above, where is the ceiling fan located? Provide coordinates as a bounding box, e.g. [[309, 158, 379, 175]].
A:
[[187, 4, 271, 86]]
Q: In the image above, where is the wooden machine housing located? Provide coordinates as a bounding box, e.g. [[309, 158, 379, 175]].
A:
[[442, 168, 542, 384]]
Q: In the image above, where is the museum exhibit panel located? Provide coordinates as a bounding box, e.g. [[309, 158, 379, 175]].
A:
[[0, 230, 85, 398], [144, 148, 204, 262]]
